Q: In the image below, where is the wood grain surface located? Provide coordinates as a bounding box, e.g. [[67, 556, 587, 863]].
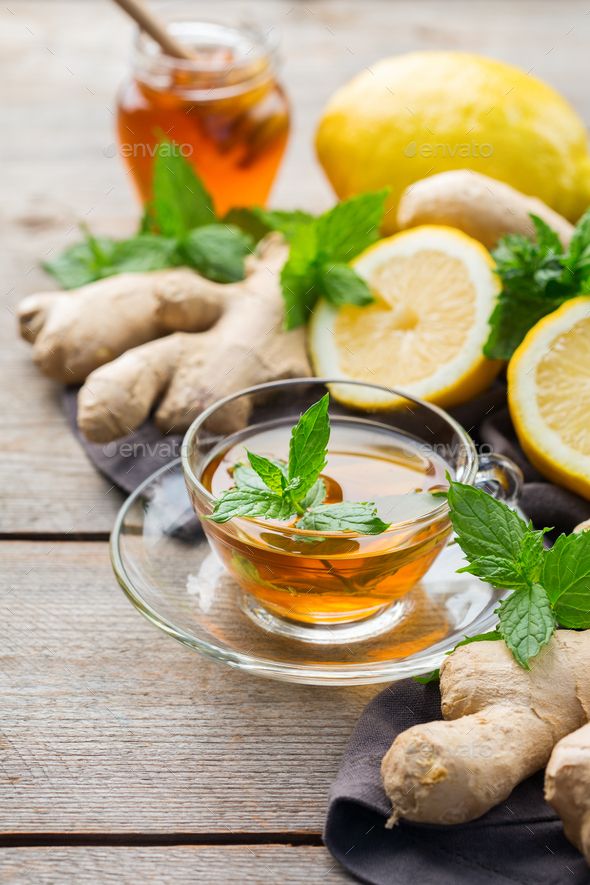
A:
[[1, 542, 374, 834], [3, 1, 590, 881], [0, 847, 349, 883]]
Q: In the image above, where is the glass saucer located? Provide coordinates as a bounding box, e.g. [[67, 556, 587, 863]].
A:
[[110, 459, 507, 686]]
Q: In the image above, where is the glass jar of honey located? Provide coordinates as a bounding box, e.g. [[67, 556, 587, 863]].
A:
[[117, 17, 290, 216]]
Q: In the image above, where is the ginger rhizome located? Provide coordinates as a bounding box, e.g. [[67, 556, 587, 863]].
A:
[[381, 631, 590, 826], [397, 170, 574, 249], [76, 235, 310, 441], [18, 235, 310, 441], [545, 722, 590, 864], [18, 267, 223, 384]]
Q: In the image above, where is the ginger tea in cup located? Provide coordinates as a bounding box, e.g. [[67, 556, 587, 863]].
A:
[[182, 380, 519, 643]]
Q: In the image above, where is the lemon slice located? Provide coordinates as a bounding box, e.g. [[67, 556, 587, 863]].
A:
[[309, 225, 501, 408], [508, 297, 590, 500]]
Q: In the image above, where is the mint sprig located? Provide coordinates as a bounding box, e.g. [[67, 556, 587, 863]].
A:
[[45, 140, 387, 331], [208, 394, 390, 534], [44, 143, 253, 288], [484, 210, 590, 359], [447, 480, 590, 669], [45, 139, 387, 329], [447, 481, 545, 591], [279, 190, 389, 329], [228, 192, 388, 327]]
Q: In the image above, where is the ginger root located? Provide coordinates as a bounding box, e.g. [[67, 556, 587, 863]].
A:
[[77, 236, 310, 442], [381, 631, 590, 826], [18, 269, 230, 384], [397, 170, 574, 249], [545, 722, 590, 864], [17, 238, 282, 384]]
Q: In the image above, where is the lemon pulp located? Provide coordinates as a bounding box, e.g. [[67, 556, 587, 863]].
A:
[[335, 250, 477, 386]]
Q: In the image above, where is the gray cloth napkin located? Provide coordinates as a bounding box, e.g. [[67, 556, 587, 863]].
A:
[[63, 389, 183, 495], [63, 383, 590, 882]]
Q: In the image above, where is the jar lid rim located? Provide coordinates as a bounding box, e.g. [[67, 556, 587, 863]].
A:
[[134, 18, 279, 73]]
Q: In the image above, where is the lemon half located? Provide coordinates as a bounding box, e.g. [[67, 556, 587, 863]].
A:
[[508, 297, 590, 500], [309, 225, 501, 408]]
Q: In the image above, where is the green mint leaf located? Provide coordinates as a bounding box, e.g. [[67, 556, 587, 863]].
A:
[[181, 224, 253, 283], [497, 583, 556, 668], [485, 210, 590, 359], [453, 630, 502, 649], [253, 208, 315, 241], [221, 208, 272, 244], [315, 190, 388, 263], [299, 478, 326, 510], [152, 142, 215, 236], [82, 228, 112, 266], [448, 481, 537, 590], [43, 238, 112, 288], [298, 502, 390, 534], [519, 526, 548, 584], [542, 531, 590, 627], [233, 461, 286, 490], [44, 232, 180, 288], [279, 191, 387, 329], [413, 669, 440, 684], [280, 222, 319, 329], [107, 235, 179, 273], [246, 451, 286, 496], [235, 461, 325, 509], [483, 290, 564, 360], [530, 214, 563, 255], [233, 464, 268, 492], [208, 488, 295, 523], [43, 228, 120, 288], [565, 207, 590, 264], [287, 393, 330, 499], [318, 263, 374, 307], [223, 208, 315, 244]]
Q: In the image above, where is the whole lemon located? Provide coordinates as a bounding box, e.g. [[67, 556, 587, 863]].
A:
[[315, 52, 590, 232]]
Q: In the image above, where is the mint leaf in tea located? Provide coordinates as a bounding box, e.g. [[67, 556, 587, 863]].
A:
[[207, 394, 447, 535], [200, 395, 451, 625], [297, 502, 390, 534], [209, 394, 394, 532]]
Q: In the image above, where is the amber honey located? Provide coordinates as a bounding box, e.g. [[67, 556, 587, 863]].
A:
[[199, 419, 451, 625], [116, 21, 289, 215]]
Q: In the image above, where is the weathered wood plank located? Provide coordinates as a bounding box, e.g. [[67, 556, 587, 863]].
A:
[[0, 846, 349, 883], [3, 1, 590, 532], [0, 542, 375, 833]]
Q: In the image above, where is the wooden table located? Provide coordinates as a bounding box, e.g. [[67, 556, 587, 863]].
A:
[[3, 1, 590, 880]]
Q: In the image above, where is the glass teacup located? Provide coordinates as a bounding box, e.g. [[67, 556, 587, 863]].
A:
[[182, 379, 521, 643]]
